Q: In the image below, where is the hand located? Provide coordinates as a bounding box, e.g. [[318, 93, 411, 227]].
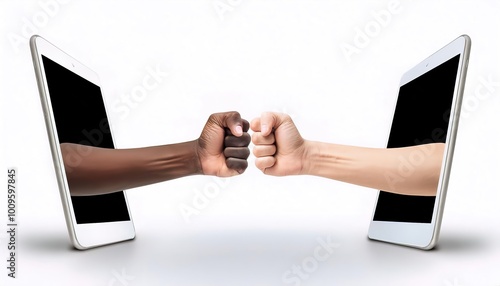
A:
[[196, 111, 251, 177], [250, 112, 307, 176]]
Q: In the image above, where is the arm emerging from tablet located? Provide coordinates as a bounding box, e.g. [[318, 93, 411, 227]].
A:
[[62, 111, 251, 196], [251, 112, 444, 196]]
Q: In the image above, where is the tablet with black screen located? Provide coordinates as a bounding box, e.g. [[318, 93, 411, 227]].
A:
[[368, 35, 470, 249], [30, 35, 135, 249]]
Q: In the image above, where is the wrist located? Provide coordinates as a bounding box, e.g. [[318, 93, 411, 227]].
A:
[[300, 140, 318, 175], [302, 142, 369, 182], [152, 140, 204, 178], [190, 139, 205, 176], [153, 140, 204, 177]]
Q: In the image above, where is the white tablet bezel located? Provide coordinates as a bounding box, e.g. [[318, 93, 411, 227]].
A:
[[30, 35, 136, 250], [368, 35, 471, 249]]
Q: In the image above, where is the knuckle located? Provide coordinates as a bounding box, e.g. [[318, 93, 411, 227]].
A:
[[241, 133, 251, 144], [251, 133, 261, 144], [252, 147, 260, 157]]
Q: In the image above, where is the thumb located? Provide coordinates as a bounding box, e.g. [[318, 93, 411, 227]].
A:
[[222, 111, 244, 137], [260, 112, 287, 136]]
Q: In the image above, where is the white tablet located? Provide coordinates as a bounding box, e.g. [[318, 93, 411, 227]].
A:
[[30, 35, 135, 249], [368, 35, 471, 249]]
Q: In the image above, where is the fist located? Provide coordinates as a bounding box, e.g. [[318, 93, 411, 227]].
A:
[[197, 111, 251, 177], [251, 112, 307, 176]]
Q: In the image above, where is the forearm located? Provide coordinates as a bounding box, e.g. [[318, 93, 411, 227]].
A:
[[302, 141, 445, 196], [61, 141, 202, 196]]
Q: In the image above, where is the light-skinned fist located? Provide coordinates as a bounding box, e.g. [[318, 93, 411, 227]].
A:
[[250, 112, 308, 176]]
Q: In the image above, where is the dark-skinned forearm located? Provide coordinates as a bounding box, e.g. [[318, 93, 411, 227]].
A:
[[61, 141, 202, 196]]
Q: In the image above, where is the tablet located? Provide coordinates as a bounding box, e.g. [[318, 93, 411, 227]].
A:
[[30, 35, 135, 249], [368, 35, 471, 249]]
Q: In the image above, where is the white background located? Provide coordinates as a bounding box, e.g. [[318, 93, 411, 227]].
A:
[[1, 0, 500, 285]]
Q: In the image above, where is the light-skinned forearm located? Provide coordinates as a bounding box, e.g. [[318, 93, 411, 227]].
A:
[[61, 142, 202, 196], [302, 141, 445, 196]]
